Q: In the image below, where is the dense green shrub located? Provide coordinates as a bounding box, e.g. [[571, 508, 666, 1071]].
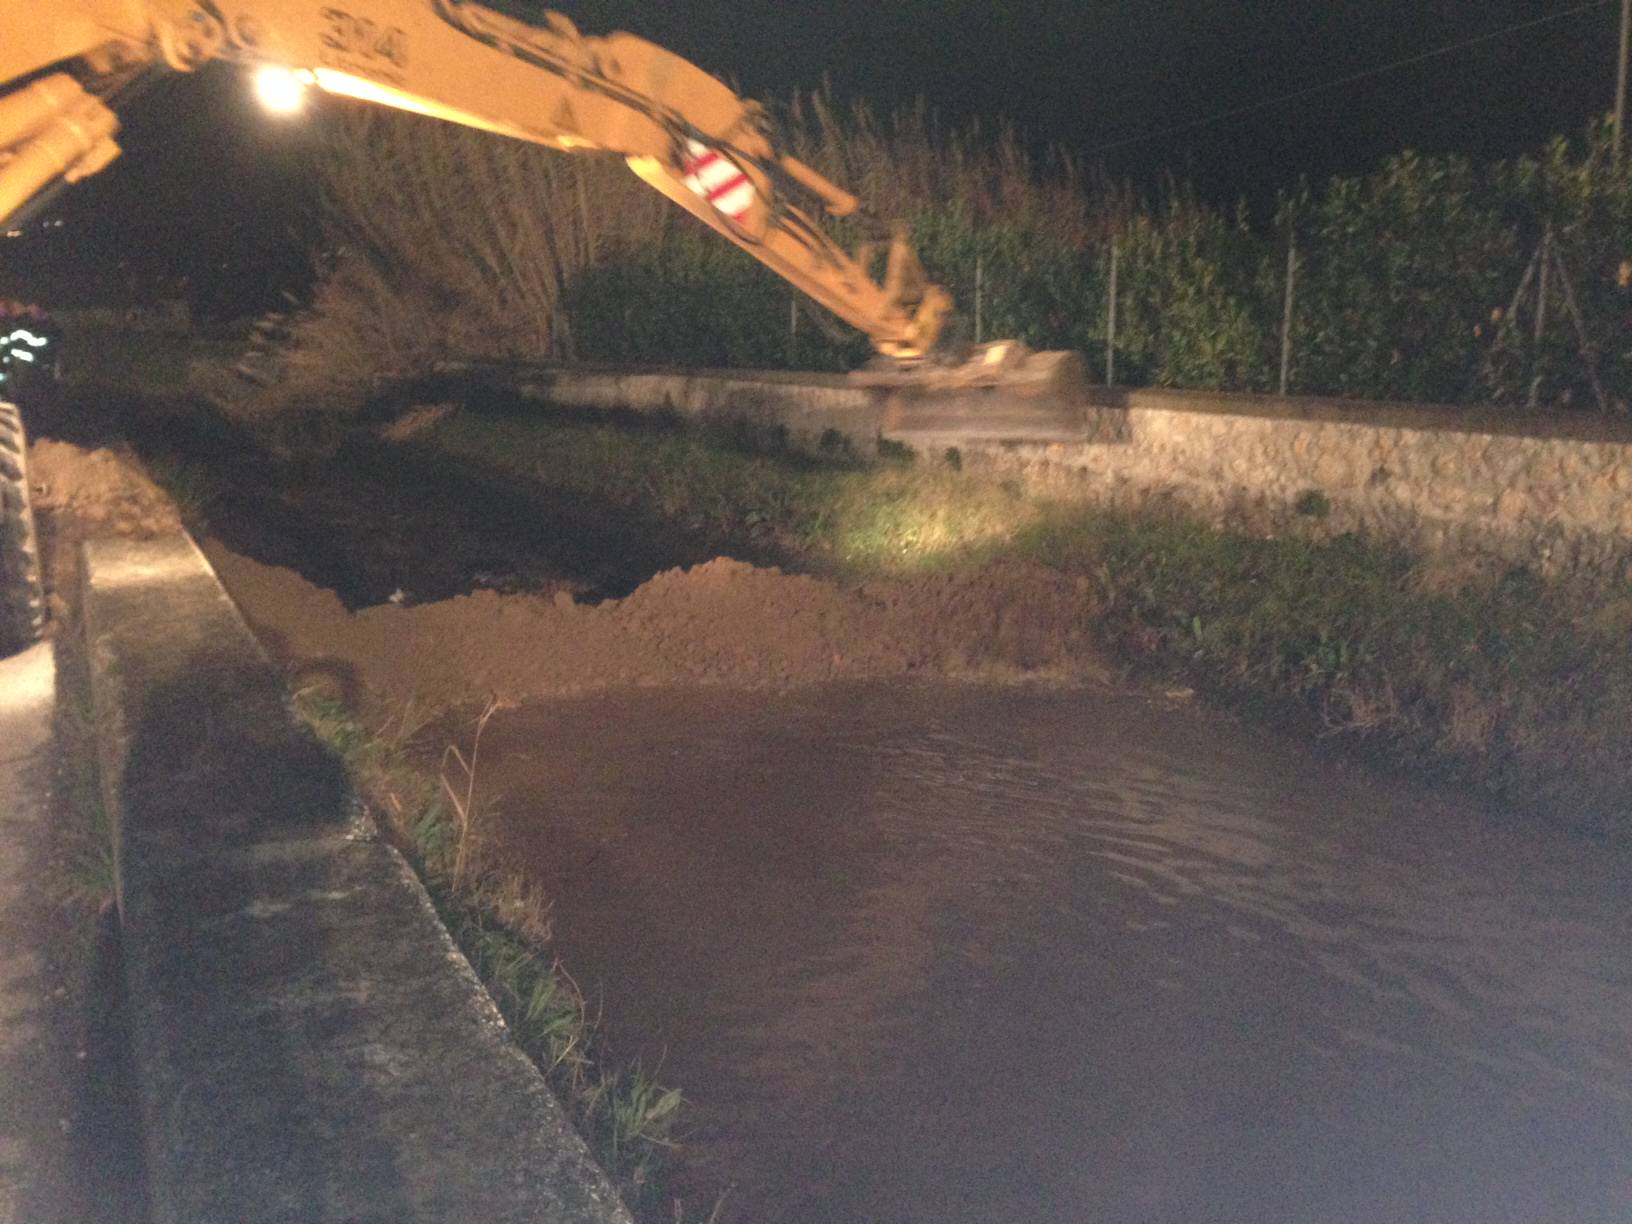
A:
[[296, 97, 1631, 412], [1113, 200, 1278, 390], [558, 123, 1630, 409], [1284, 151, 1522, 403], [567, 230, 794, 370]]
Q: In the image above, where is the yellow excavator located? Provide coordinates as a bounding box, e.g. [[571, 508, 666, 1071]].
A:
[[0, 0, 1085, 649]]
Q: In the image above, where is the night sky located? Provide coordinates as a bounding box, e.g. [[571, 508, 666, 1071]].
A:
[[8, 0, 1614, 312], [557, 0, 1609, 200]]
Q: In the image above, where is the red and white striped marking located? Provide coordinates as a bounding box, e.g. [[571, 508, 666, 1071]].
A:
[[680, 139, 756, 226]]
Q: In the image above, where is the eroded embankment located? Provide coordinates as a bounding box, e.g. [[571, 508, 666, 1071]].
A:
[[202, 541, 1109, 710], [40, 396, 1632, 832]]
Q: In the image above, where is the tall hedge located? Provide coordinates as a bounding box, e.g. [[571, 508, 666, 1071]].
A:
[[297, 101, 1632, 413]]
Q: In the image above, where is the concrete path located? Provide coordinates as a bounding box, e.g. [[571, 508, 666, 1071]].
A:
[[83, 534, 630, 1223], [0, 641, 75, 1223]]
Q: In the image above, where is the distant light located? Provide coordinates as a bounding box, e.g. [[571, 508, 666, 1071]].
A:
[[253, 65, 312, 115], [3, 230, 20, 239]]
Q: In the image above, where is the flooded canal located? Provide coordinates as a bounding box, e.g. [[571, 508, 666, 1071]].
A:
[[478, 680, 1632, 1222]]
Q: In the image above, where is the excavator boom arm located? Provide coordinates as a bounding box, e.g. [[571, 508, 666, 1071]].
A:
[[0, 0, 952, 356]]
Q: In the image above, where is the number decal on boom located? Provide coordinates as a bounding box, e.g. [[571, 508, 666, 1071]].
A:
[[319, 8, 408, 69]]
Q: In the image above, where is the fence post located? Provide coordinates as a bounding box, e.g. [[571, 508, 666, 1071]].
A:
[[788, 294, 798, 368], [1528, 225, 1551, 409], [1547, 238, 1612, 413], [1106, 240, 1118, 389], [1279, 228, 1298, 397], [974, 253, 984, 345]]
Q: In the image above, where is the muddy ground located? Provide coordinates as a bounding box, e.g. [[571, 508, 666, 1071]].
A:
[[34, 392, 1111, 713], [204, 543, 1108, 710]]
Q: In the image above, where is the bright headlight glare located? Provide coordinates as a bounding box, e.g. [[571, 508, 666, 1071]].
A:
[[254, 65, 313, 115]]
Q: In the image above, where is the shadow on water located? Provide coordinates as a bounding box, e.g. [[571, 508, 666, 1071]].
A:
[[477, 681, 1632, 1224]]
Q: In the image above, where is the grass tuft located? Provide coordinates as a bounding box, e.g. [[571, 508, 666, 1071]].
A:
[[292, 685, 683, 1212]]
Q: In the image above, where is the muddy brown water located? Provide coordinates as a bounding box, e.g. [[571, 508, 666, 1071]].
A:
[[476, 680, 1632, 1224]]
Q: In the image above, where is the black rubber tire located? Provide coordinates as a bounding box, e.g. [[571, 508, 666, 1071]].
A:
[[0, 400, 44, 656]]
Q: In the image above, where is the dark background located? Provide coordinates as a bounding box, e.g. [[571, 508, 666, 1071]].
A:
[[3, 0, 1614, 316]]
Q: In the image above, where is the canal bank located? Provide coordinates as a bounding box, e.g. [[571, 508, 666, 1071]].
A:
[[490, 365, 1632, 580], [80, 531, 633, 1224], [38, 367, 1632, 1217], [164, 534, 1632, 1219], [18, 433, 635, 1221], [408, 399, 1632, 834]]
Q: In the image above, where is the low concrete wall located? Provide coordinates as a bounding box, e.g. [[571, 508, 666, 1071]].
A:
[[82, 534, 630, 1223], [504, 365, 1632, 577]]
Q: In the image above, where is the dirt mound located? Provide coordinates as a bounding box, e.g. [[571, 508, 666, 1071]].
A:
[[29, 440, 181, 538], [202, 543, 1107, 710]]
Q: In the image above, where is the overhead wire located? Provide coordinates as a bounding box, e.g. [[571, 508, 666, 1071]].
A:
[[1087, 0, 1612, 155]]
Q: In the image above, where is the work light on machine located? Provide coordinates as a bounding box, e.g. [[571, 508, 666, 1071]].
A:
[[253, 65, 314, 115]]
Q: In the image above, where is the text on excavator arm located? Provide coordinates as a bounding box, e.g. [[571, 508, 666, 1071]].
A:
[[0, 0, 953, 358]]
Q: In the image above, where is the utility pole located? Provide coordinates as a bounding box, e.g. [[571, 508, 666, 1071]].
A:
[[1617, 0, 1630, 164]]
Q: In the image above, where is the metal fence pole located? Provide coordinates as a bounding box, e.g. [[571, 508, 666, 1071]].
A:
[[1106, 240, 1118, 389], [1529, 226, 1551, 409], [1617, 0, 1631, 165], [1279, 229, 1298, 396], [974, 253, 984, 346], [1547, 238, 1612, 413]]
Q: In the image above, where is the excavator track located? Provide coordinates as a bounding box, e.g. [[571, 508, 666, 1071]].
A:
[[0, 400, 44, 656]]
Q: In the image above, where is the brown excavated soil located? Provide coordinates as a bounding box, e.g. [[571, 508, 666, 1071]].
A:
[[24, 438, 1109, 710], [202, 541, 1109, 711], [29, 441, 182, 539]]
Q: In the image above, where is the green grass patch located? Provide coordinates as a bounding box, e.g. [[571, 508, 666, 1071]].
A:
[[433, 410, 1044, 573], [1022, 510, 1632, 821], [430, 406, 1632, 831]]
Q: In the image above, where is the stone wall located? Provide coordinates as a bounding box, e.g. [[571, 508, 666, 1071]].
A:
[[508, 366, 1632, 577], [1047, 389, 1632, 577]]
